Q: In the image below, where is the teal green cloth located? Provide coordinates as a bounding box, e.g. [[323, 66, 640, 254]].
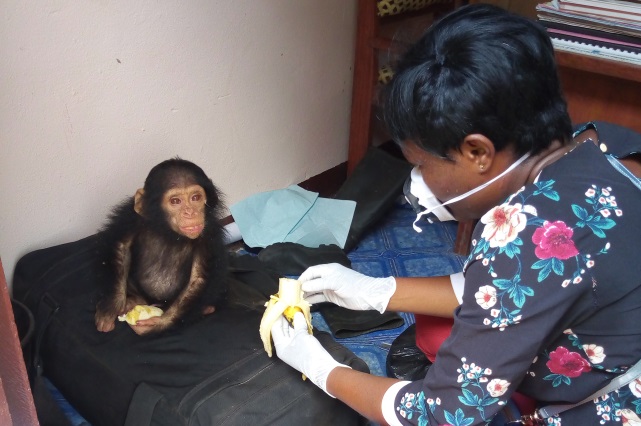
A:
[[230, 185, 356, 249]]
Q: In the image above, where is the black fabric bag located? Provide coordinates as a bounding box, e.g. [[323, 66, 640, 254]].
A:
[[12, 236, 368, 426], [334, 144, 412, 252], [316, 304, 404, 338], [257, 242, 351, 276]]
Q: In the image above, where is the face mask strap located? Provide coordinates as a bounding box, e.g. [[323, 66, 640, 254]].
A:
[[412, 208, 451, 232], [412, 152, 531, 232]]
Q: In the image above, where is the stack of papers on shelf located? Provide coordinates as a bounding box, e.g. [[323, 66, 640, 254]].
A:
[[552, 0, 641, 24], [537, 1, 641, 64]]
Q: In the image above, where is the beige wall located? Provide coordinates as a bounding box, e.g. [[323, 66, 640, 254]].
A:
[[0, 0, 357, 287]]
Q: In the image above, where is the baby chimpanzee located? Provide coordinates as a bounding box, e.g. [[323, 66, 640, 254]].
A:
[[95, 158, 228, 335]]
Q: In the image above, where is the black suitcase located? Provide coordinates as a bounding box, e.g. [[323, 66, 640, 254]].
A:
[[12, 235, 368, 426]]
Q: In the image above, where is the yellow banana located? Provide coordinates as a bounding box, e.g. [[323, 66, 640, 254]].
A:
[[118, 305, 164, 325], [259, 277, 313, 357]]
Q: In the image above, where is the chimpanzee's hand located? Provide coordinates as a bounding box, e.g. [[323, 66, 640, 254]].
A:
[[129, 316, 167, 335], [95, 313, 117, 333], [95, 299, 126, 333]]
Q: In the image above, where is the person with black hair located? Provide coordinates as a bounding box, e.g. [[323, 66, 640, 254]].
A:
[[271, 4, 641, 425]]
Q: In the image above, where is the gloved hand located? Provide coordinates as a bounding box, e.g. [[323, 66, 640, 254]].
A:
[[299, 263, 396, 313], [271, 312, 349, 396]]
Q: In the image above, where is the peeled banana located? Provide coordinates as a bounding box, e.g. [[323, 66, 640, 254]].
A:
[[259, 278, 313, 357], [118, 305, 164, 325]]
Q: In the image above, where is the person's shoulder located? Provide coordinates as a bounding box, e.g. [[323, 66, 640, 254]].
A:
[[576, 121, 641, 158]]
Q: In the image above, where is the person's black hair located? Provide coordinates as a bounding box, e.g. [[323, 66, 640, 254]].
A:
[[383, 4, 572, 159]]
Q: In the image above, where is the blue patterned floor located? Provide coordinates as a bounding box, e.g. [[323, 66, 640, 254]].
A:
[[314, 201, 466, 377], [52, 201, 465, 424]]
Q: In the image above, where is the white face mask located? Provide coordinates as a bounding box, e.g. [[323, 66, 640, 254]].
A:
[[405, 153, 531, 232]]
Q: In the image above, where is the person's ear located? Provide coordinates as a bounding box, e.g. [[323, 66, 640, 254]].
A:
[[460, 134, 495, 174], [134, 189, 145, 216]]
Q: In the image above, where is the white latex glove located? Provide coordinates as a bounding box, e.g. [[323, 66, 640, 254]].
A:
[[271, 312, 349, 397], [299, 263, 396, 313]]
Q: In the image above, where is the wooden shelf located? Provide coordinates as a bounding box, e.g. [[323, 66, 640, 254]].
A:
[[555, 50, 641, 84], [554, 49, 641, 134]]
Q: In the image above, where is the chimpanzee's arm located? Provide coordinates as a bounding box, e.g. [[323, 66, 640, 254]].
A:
[[95, 234, 134, 332]]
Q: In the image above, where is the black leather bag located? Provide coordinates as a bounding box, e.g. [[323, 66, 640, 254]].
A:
[[12, 236, 368, 426]]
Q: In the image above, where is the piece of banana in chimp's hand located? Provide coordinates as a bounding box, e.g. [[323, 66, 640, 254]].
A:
[[118, 305, 164, 325], [259, 278, 313, 357]]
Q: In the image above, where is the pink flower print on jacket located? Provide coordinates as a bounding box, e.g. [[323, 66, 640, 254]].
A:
[[544, 346, 591, 386], [532, 221, 579, 260]]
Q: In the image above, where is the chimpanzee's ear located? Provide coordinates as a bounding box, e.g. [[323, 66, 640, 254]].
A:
[[134, 188, 145, 216]]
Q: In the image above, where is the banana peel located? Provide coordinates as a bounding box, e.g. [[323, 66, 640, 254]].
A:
[[260, 278, 312, 357], [118, 305, 164, 325]]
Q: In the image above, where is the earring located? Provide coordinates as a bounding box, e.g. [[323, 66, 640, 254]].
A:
[[479, 164, 485, 170]]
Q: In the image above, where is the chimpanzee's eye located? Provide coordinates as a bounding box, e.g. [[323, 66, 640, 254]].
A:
[[192, 193, 203, 202], [170, 198, 181, 205]]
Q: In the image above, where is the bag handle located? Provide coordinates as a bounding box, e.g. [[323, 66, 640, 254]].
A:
[[515, 358, 641, 425]]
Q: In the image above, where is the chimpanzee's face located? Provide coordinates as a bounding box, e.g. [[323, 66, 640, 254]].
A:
[[161, 184, 207, 239]]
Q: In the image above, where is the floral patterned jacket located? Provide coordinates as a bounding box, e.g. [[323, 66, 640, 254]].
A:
[[390, 123, 641, 426]]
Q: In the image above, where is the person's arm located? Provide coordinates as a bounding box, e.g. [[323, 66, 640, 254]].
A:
[[326, 367, 404, 425], [271, 313, 407, 424], [300, 263, 462, 317], [387, 275, 460, 317]]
